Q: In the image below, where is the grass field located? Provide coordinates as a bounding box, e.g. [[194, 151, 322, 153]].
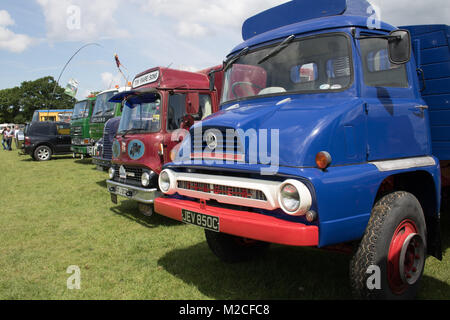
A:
[[0, 148, 449, 300]]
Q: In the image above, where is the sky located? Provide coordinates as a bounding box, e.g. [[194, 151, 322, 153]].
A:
[[0, 0, 449, 100]]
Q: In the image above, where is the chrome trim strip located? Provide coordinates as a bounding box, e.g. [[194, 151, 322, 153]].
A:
[[160, 169, 312, 213], [370, 156, 436, 172]]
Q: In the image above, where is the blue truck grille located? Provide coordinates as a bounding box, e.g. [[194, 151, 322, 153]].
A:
[[191, 127, 244, 158], [102, 129, 113, 160]]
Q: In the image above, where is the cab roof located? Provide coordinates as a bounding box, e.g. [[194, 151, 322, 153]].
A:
[[232, 0, 396, 55], [132, 67, 210, 91], [109, 67, 212, 103]]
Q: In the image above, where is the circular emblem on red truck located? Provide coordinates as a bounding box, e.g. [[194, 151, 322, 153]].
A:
[[128, 140, 145, 160]]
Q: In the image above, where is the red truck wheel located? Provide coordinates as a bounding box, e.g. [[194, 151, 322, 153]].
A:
[[205, 230, 270, 263], [350, 191, 427, 300]]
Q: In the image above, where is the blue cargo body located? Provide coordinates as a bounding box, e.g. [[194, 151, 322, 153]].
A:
[[403, 24, 450, 160]]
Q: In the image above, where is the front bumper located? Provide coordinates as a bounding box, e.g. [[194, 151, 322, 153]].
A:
[[107, 180, 161, 204], [71, 145, 89, 155], [154, 197, 319, 247], [93, 157, 111, 168]]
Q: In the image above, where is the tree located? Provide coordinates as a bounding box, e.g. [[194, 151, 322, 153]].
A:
[[0, 76, 76, 123]]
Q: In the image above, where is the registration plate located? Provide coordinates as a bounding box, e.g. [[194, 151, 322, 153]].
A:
[[116, 186, 131, 197], [182, 210, 220, 232]]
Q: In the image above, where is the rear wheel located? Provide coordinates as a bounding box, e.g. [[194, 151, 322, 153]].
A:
[[34, 145, 52, 161], [205, 230, 270, 263], [350, 191, 427, 300]]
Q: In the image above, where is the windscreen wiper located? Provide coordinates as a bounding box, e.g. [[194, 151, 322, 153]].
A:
[[224, 47, 250, 72], [257, 34, 295, 64], [121, 128, 145, 138]]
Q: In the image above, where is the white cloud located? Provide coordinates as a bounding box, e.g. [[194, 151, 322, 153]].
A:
[[36, 0, 129, 42], [0, 10, 34, 53], [0, 10, 15, 27], [101, 72, 124, 90], [139, 0, 290, 38]]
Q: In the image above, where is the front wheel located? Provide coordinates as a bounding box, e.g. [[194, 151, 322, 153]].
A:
[[350, 191, 427, 300], [205, 230, 270, 263], [34, 146, 52, 161]]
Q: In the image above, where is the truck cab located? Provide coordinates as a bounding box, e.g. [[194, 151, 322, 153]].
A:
[[89, 87, 129, 156], [106, 66, 223, 216], [154, 0, 448, 299], [70, 95, 96, 159]]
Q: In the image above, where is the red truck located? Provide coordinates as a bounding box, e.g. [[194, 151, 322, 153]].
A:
[[106, 66, 223, 216]]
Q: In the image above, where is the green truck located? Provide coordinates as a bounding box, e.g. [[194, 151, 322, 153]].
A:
[[70, 95, 96, 158], [88, 87, 127, 155]]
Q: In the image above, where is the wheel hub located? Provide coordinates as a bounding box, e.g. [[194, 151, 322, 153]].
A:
[[388, 220, 425, 294]]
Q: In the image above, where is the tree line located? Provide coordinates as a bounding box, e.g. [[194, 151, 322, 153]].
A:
[[0, 76, 76, 124]]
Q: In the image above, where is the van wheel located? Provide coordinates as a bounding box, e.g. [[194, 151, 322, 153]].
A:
[[205, 230, 270, 263], [34, 146, 52, 161], [350, 191, 427, 300]]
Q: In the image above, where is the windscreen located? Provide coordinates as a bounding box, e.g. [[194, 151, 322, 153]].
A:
[[92, 91, 118, 117], [72, 101, 89, 119], [221, 33, 352, 104], [118, 93, 162, 134]]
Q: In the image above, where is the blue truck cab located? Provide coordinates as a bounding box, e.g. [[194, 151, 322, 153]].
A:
[[154, 0, 449, 299]]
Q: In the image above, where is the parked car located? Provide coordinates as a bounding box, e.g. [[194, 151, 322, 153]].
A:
[[24, 122, 72, 161]]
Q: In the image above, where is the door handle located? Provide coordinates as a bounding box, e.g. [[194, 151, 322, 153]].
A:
[[415, 105, 429, 111]]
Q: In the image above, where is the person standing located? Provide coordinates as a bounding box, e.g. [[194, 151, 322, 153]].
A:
[[2, 127, 8, 150], [6, 127, 13, 151]]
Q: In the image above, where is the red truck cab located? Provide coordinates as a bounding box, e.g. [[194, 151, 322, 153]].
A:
[[106, 66, 223, 215]]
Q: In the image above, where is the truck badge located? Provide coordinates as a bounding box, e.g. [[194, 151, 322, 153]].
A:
[[119, 166, 127, 179], [128, 140, 145, 160], [205, 132, 218, 150]]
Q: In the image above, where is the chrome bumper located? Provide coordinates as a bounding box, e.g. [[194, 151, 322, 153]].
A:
[[107, 180, 161, 204]]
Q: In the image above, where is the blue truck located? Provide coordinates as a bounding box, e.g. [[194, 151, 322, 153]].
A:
[[154, 0, 449, 299], [92, 117, 121, 171]]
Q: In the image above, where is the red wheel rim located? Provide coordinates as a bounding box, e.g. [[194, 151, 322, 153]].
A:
[[387, 219, 425, 295]]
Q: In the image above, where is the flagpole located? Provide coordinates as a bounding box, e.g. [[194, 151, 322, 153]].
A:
[[50, 43, 103, 119]]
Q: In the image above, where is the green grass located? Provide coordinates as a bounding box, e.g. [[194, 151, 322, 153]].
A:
[[0, 148, 449, 300]]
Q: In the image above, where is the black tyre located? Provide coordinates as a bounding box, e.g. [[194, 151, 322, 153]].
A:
[[350, 191, 427, 300], [205, 230, 270, 263], [34, 145, 52, 161]]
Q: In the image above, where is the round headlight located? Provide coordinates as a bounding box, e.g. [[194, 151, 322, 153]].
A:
[[141, 172, 151, 187], [108, 167, 115, 179], [278, 180, 312, 216], [280, 184, 300, 213], [159, 170, 171, 193]]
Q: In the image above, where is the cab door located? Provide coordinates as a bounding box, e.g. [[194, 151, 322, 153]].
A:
[[359, 36, 431, 161], [162, 91, 199, 163], [55, 123, 72, 153]]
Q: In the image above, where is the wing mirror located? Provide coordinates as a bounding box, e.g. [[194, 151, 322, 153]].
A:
[[388, 29, 411, 65]]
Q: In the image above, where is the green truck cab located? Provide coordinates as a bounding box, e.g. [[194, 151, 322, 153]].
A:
[[89, 87, 129, 155], [70, 95, 96, 158]]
